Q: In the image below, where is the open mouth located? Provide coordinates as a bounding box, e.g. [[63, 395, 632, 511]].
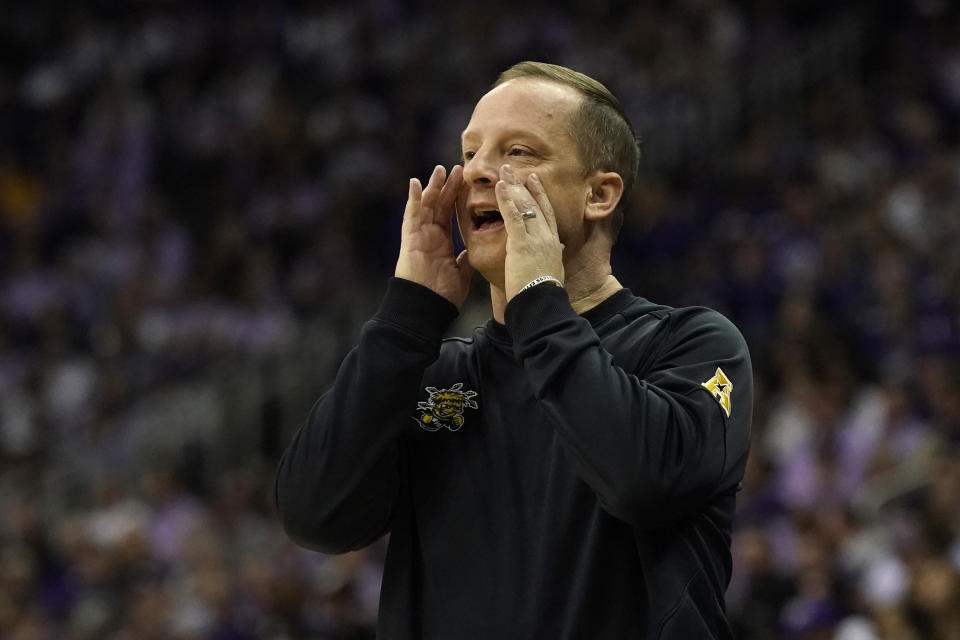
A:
[[473, 209, 504, 231]]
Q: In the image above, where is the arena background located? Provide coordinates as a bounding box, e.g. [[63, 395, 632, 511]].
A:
[[1, 1, 959, 638]]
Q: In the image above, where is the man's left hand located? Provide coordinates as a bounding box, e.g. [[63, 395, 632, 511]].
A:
[[495, 164, 565, 301]]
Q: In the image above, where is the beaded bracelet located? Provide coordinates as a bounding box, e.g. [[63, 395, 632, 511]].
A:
[[518, 275, 563, 293]]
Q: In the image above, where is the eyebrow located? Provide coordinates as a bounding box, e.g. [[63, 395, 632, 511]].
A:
[[460, 128, 550, 146]]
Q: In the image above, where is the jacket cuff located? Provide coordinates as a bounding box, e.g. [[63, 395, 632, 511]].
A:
[[374, 277, 459, 340], [504, 282, 574, 342]]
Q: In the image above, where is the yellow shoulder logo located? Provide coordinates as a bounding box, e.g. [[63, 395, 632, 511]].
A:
[[701, 367, 733, 418]]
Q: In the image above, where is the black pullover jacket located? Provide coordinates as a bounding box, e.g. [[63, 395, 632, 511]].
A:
[[276, 277, 753, 639]]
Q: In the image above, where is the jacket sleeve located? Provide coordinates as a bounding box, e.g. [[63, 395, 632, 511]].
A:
[[504, 284, 752, 528], [274, 278, 458, 553]]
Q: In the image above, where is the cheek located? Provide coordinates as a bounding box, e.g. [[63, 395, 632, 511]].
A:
[[548, 188, 586, 236], [454, 200, 470, 234]]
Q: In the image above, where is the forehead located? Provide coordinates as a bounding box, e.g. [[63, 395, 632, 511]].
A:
[[461, 78, 582, 142]]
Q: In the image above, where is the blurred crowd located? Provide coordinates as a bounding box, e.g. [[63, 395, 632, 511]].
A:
[[1, 1, 959, 638]]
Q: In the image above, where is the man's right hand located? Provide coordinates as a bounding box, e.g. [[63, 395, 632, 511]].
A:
[[395, 165, 474, 309]]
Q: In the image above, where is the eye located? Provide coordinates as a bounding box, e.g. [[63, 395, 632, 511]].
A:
[[463, 150, 476, 161], [507, 147, 529, 157]]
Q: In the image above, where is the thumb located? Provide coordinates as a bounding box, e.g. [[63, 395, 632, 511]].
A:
[[456, 249, 474, 291]]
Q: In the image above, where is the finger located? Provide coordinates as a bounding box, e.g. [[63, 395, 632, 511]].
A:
[[427, 164, 446, 190], [455, 249, 474, 289], [527, 173, 558, 236], [402, 178, 424, 232], [420, 165, 447, 212], [499, 164, 541, 227], [434, 164, 463, 226], [499, 163, 521, 186], [495, 178, 527, 236]]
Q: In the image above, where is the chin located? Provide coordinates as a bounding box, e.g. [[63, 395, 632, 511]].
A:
[[464, 244, 505, 286]]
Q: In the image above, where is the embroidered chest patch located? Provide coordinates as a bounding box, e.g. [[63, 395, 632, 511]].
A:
[[701, 367, 733, 418], [414, 382, 478, 432]]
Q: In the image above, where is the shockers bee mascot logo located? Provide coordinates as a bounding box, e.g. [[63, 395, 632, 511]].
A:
[[414, 383, 478, 432]]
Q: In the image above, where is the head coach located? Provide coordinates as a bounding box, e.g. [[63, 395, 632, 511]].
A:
[[275, 61, 753, 639]]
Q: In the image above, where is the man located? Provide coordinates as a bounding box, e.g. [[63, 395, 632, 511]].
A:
[[275, 62, 752, 639]]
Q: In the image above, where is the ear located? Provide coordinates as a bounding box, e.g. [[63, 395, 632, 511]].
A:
[[584, 172, 624, 222]]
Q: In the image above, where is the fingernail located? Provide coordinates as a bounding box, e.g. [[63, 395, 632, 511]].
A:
[[530, 173, 540, 185], [503, 165, 515, 181]]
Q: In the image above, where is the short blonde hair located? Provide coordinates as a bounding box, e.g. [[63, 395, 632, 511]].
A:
[[495, 62, 641, 235]]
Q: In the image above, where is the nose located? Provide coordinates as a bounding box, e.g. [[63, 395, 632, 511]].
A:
[[462, 147, 499, 186]]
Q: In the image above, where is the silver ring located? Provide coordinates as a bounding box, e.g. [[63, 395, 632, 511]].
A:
[[521, 210, 537, 220]]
